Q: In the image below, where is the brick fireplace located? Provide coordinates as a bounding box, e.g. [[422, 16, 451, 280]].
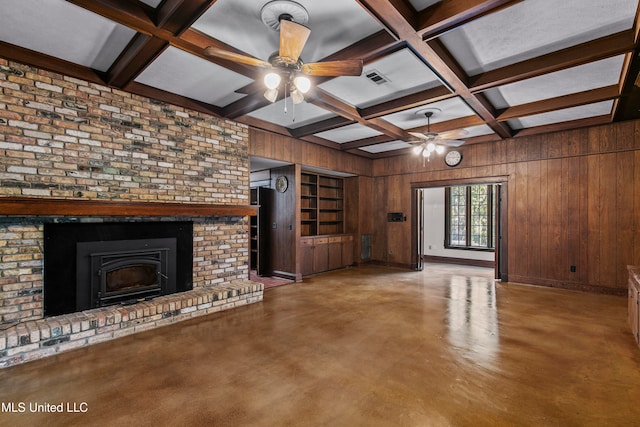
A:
[[0, 59, 262, 367]]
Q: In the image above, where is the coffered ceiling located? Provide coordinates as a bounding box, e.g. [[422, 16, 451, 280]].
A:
[[0, 0, 639, 159]]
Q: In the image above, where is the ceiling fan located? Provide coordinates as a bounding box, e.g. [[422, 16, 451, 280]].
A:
[[204, 2, 363, 105], [408, 110, 468, 160]]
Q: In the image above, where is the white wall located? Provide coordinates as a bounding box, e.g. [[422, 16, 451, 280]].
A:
[[422, 187, 494, 262]]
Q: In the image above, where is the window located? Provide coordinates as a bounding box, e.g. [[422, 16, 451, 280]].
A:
[[445, 185, 496, 250]]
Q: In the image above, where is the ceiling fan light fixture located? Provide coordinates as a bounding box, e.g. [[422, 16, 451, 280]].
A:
[[290, 88, 304, 104], [436, 145, 445, 154], [422, 149, 430, 158], [264, 72, 282, 90], [264, 88, 279, 103], [293, 75, 311, 93], [426, 142, 436, 152], [412, 145, 423, 155]]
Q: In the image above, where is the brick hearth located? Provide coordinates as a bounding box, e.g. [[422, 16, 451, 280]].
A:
[[0, 280, 262, 368]]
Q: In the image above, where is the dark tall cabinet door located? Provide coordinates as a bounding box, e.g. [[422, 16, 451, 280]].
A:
[[251, 187, 274, 277]]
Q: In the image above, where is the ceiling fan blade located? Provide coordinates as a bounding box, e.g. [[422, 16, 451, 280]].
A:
[[408, 131, 429, 140], [204, 47, 271, 68], [436, 129, 469, 140], [301, 60, 363, 76], [279, 20, 311, 62], [440, 139, 465, 147]]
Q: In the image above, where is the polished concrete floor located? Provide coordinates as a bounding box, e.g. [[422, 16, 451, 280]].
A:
[[1, 264, 639, 426]]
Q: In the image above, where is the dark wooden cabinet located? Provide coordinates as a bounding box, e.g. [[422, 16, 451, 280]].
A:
[[341, 235, 354, 267], [630, 266, 640, 347], [328, 237, 342, 270], [300, 235, 354, 276]]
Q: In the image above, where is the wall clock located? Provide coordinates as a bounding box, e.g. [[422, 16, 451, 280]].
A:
[[444, 150, 462, 167], [275, 175, 288, 193]]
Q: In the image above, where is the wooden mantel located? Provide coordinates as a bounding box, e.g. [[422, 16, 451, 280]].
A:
[[0, 197, 257, 217]]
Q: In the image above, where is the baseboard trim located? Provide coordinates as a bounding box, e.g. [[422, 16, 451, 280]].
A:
[[508, 275, 626, 296], [424, 255, 494, 269]]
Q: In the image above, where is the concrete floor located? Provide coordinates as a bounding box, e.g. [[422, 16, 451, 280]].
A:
[[1, 264, 639, 426]]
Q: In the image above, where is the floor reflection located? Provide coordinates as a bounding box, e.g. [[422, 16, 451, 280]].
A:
[[446, 275, 499, 369]]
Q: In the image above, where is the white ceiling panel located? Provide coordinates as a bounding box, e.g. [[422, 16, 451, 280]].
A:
[[192, 0, 382, 63], [382, 97, 476, 129], [484, 55, 626, 109], [460, 124, 496, 139], [247, 99, 336, 129], [135, 47, 253, 107], [0, 0, 136, 72], [407, 0, 441, 12], [315, 123, 382, 143], [508, 101, 614, 130], [318, 49, 443, 108], [359, 140, 413, 153], [140, 0, 163, 7], [439, 0, 637, 75]]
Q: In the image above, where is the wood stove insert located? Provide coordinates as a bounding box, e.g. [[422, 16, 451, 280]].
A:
[[44, 221, 193, 316]]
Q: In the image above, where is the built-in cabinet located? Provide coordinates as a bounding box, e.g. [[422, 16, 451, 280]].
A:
[[301, 171, 344, 236], [299, 170, 353, 277], [629, 266, 640, 348], [300, 234, 354, 276]]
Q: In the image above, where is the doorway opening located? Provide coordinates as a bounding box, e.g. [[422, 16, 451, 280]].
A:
[[412, 177, 508, 281]]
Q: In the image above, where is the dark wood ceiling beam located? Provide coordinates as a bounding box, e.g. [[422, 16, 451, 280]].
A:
[[497, 85, 621, 122], [70, 0, 219, 89], [0, 41, 106, 85], [360, 85, 454, 119], [469, 30, 637, 92], [107, 34, 167, 87], [299, 135, 347, 150], [179, 29, 263, 78], [222, 95, 273, 120], [322, 30, 400, 63], [367, 117, 411, 139], [127, 81, 223, 116], [341, 135, 395, 150], [418, 0, 524, 40], [65, 0, 160, 36], [356, 0, 513, 139], [156, 0, 217, 35], [290, 117, 355, 138], [410, 115, 485, 134], [235, 115, 297, 140], [344, 148, 377, 158]]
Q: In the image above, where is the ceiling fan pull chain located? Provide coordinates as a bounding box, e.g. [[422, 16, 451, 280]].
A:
[[284, 82, 288, 114]]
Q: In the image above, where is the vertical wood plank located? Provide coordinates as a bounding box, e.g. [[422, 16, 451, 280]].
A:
[[586, 155, 600, 285], [598, 153, 618, 288], [616, 151, 635, 285], [512, 162, 529, 279], [577, 155, 590, 284], [527, 161, 542, 278], [546, 158, 564, 281]]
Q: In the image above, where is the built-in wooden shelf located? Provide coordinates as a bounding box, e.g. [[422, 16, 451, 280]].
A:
[[0, 197, 258, 217]]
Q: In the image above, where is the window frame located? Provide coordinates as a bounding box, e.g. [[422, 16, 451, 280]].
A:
[[444, 185, 495, 252]]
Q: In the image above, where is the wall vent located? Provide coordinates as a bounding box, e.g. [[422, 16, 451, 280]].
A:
[[365, 70, 390, 85], [361, 234, 371, 260]]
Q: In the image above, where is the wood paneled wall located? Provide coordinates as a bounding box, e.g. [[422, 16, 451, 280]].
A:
[[372, 121, 640, 293], [249, 129, 373, 176]]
